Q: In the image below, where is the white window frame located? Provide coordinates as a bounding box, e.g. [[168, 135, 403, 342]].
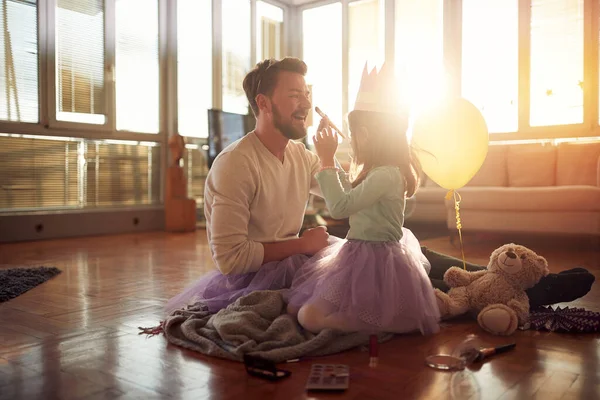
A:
[[0, 0, 170, 144], [2, 0, 597, 155], [46, 0, 114, 133], [449, 0, 600, 140], [0, 0, 293, 143], [296, 0, 600, 142]]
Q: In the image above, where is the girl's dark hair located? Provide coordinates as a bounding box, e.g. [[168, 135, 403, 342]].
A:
[[348, 110, 421, 197]]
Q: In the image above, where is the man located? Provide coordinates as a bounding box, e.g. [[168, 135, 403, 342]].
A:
[[205, 57, 330, 276], [165, 57, 594, 315], [165, 58, 332, 314]]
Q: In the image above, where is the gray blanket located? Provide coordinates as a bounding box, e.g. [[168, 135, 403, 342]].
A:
[[163, 290, 392, 363]]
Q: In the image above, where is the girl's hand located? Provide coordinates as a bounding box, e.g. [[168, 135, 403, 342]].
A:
[[313, 118, 338, 167]]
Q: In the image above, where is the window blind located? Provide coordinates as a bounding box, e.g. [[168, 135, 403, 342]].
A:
[[115, 0, 159, 133], [0, 135, 161, 212], [56, 0, 106, 124], [84, 141, 161, 206], [0, 0, 38, 123], [177, 0, 212, 138], [0, 135, 78, 210], [530, 0, 584, 127], [182, 145, 209, 222]]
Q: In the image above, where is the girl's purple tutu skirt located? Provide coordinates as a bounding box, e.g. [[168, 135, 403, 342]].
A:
[[286, 228, 441, 335]]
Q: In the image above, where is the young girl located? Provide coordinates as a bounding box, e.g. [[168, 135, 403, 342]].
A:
[[286, 109, 441, 335]]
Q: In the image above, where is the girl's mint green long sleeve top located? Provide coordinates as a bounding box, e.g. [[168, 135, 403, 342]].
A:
[[315, 166, 407, 242]]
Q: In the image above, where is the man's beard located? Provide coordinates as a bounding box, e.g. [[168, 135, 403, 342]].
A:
[[272, 105, 307, 140]]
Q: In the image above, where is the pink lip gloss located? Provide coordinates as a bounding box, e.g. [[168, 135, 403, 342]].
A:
[[369, 334, 378, 367]]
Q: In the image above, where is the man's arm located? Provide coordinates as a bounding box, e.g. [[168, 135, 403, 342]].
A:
[[205, 153, 263, 275], [262, 225, 329, 263], [262, 240, 305, 264]]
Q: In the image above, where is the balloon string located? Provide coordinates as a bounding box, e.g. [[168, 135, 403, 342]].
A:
[[445, 189, 467, 270]]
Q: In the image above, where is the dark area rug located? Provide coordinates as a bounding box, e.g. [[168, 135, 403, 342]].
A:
[[0, 266, 62, 302]]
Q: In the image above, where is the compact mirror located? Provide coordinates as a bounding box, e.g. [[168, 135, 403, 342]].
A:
[[425, 354, 467, 371], [425, 335, 483, 371]]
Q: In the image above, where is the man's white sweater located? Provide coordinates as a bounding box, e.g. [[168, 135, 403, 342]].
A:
[[204, 131, 321, 275]]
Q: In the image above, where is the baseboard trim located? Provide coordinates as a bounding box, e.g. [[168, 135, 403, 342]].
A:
[[0, 207, 165, 243]]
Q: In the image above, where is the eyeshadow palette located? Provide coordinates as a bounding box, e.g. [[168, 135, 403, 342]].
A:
[[305, 364, 350, 391]]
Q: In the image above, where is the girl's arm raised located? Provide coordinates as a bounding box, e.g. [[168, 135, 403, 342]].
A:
[[316, 166, 401, 219]]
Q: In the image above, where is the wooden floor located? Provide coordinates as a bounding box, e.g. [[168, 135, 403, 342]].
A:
[[0, 229, 598, 400]]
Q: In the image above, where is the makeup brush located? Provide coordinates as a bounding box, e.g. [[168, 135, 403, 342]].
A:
[[460, 343, 516, 363], [315, 107, 346, 139]]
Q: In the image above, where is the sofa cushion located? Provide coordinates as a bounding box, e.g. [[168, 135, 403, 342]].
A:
[[447, 209, 600, 235], [507, 143, 557, 187], [467, 144, 508, 186], [453, 186, 600, 211], [556, 141, 600, 186]]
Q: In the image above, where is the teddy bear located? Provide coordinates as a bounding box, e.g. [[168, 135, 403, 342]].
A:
[[435, 243, 550, 336]]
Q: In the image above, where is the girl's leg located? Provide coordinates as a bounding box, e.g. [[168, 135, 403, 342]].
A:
[[421, 246, 486, 280], [297, 301, 354, 334]]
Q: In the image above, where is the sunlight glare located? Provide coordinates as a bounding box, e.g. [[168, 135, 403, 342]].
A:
[[394, 0, 447, 140]]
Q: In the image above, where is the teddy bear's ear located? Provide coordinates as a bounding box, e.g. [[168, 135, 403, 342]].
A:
[[537, 255, 548, 267]]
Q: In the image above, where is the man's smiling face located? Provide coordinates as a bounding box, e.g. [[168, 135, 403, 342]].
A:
[[268, 70, 311, 140]]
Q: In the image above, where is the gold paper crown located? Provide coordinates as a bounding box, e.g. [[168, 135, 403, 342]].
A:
[[353, 61, 404, 116]]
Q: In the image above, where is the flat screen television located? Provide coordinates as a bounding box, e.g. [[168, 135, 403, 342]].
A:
[[207, 109, 255, 167]]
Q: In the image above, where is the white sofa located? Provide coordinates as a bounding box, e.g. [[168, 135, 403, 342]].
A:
[[405, 178, 447, 224], [407, 140, 600, 236]]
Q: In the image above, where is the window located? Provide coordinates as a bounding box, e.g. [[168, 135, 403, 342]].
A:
[[177, 0, 212, 138], [183, 144, 209, 214], [54, 0, 160, 131], [0, 0, 38, 123], [257, 1, 284, 61], [461, 0, 518, 133], [1, 0, 164, 218], [303, 3, 342, 141], [55, 0, 106, 124], [348, 0, 385, 112], [0, 134, 161, 211], [85, 140, 161, 206], [222, 0, 251, 115], [115, 0, 159, 133], [530, 0, 584, 127], [395, 0, 445, 117]]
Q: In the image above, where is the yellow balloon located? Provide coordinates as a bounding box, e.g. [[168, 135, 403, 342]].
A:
[[411, 98, 489, 190]]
